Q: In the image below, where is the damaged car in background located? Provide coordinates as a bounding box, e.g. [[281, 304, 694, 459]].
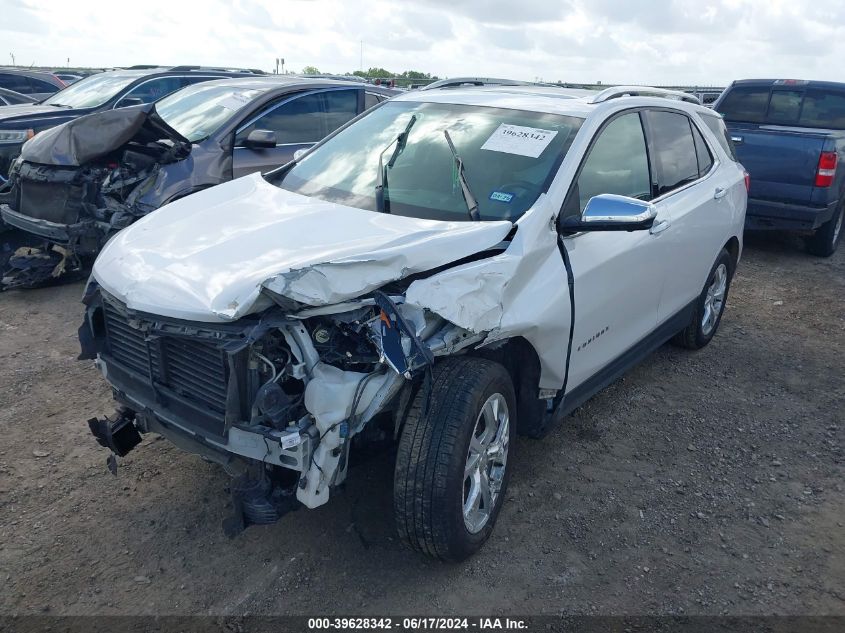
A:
[[79, 85, 747, 561], [0, 77, 395, 288]]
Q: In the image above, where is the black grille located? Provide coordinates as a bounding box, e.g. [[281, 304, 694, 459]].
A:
[[102, 300, 229, 415]]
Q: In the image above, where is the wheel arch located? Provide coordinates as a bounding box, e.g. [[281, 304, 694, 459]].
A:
[[724, 235, 740, 270], [470, 336, 545, 436]]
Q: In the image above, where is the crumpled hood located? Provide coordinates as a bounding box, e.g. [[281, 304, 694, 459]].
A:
[[20, 104, 189, 167], [93, 173, 513, 322]]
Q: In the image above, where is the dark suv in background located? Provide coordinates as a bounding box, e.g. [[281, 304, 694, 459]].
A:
[[0, 66, 266, 181], [0, 69, 66, 101]]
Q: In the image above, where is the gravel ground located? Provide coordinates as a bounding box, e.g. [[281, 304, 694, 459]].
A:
[[0, 232, 842, 617]]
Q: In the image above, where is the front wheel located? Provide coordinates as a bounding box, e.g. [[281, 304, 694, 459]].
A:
[[806, 200, 845, 257], [672, 248, 734, 350], [394, 357, 515, 561]]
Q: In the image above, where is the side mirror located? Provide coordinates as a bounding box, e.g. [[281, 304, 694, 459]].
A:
[[117, 97, 145, 108], [559, 194, 657, 234], [244, 129, 277, 149]]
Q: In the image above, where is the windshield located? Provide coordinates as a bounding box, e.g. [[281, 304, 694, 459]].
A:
[[154, 83, 262, 143], [277, 101, 583, 222], [41, 72, 140, 109]]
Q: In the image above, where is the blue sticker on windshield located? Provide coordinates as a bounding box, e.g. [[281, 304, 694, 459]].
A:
[[490, 191, 514, 203]]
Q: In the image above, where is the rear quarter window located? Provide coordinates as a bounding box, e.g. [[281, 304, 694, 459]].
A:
[[700, 114, 739, 161]]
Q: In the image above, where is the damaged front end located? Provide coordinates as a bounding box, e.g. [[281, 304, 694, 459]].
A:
[[0, 106, 190, 289], [80, 282, 486, 534]]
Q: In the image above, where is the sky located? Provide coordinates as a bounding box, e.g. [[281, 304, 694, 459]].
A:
[[2, 0, 844, 86]]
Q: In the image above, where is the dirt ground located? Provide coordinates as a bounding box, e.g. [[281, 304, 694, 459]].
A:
[[0, 232, 842, 617]]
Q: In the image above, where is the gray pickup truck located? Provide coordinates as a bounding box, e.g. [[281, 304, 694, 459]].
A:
[[714, 79, 845, 256]]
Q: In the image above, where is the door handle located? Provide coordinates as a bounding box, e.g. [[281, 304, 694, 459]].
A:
[[650, 220, 670, 235], [731, 135, 743, 144], [714, 187, 728, 200]]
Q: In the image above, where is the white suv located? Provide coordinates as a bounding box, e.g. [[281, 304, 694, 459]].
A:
[[79, 84, 747, 561]]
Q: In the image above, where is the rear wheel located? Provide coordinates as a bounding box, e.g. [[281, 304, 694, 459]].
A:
[[672, 248, 734, 350], [394, 357, 515, 561], [806, 199, 844, 257]]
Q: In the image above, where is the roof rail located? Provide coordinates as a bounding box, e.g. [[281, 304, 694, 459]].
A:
[[167, 65, 265, 74], [588, 86, 701, 105], [123, 65, 161, 70], [420, 77, 535, 91]]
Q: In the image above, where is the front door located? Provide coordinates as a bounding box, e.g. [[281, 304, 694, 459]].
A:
[[560, 111, 666, 392]]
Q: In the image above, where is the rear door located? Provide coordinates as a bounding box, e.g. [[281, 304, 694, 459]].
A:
[[642, 109, 738, 323], [717, 84, 824, 204], [231, 88, 361, 178]]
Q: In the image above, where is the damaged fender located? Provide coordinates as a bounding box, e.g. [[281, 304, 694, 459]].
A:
[[406, 194, 573, 390]]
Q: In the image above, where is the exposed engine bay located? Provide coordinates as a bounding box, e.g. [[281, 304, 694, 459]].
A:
[[0, 105, 191, 289], [79, 283, 500, 534]]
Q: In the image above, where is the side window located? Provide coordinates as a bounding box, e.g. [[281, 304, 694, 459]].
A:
[[566, 112, 651, 216], [690, 122, 714, 175], [28, 77, 60, 94], [236, 89, 358, 146], [321, 89, 359, 135], [717, 86, 770, 123], [0, 73, 32, 93], [644, 110, 700, 195], [365, 92, 383, 110], [117, 77, 186, 106]]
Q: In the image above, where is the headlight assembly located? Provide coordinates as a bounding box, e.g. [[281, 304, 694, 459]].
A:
[[0, 129, 32, 144]]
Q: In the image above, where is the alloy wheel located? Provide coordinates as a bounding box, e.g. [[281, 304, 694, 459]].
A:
[[701, 263, 727, 336], [463, 393, 510, 534]]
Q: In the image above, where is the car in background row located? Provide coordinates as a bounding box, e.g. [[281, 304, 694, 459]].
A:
[[686, 89, 724, 106], [53, 73, 85, 85], [0, 66, 266, 182], [79, 85, 745, 561], [0, 68, 66, 101], [715, 79, 845, 256], [0, 77, 396, 288], [0, 88, 36, 107]]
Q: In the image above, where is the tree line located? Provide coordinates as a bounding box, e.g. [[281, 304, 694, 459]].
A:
[[300, 66, 439, 84]]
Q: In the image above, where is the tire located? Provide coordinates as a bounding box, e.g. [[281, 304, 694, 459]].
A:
[[394, 356, 516, 561], [672, 248, 734, 350], [806, 199, 845, 257]]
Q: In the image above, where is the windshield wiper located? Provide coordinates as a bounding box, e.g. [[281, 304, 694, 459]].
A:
[[375, 114, 417, 214], [443, 130, 480, 221]]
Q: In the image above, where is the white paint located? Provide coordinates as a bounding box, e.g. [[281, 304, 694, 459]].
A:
[[92, 172, 512, 322]]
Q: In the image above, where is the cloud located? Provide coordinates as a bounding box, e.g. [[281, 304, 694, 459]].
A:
[[1, 0, 845, 87], [416, 0, 571, 24], [0, 0, 48, 35]]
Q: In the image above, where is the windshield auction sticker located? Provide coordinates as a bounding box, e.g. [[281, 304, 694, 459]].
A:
[[480, 123, 558, 158]]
